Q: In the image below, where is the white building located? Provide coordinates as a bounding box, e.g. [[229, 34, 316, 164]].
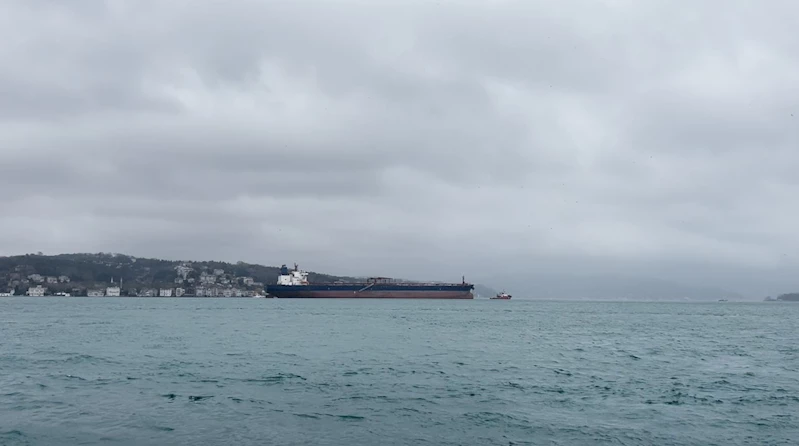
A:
[[175, 264, 193, 280], [0, 291, 14, 297], [242, 277, 254, 286], [175, 288, 186, 297], [28, 274, 44, 283], [58, 275, 71, 283], [213, 269, 224, 276], [27, 286, 46, 296], [159, 288, 172, 297], [87, 289, 104, 297], [106, 286, 121, 297]]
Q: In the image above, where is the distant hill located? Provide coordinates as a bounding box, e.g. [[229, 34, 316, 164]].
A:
[[0, 253, 360, 296], [8, 252, 733, 300], [775, 293, 799, 302], [0, 253, 494, 298], [474, 284, 500, 299]]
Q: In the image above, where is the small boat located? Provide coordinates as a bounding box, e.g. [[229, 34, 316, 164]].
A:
[[491, 291, 511, 300]]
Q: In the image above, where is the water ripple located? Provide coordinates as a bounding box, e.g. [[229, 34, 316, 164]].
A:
[[1, 298, 798, 445]]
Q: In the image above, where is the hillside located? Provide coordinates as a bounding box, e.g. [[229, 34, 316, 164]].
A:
[[473, 284, 500, 299], [0, 253, 360, 297], [776, 293, 799, 302]]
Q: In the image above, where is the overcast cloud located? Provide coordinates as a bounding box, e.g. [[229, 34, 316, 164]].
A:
[[1, 0, 798, 297]]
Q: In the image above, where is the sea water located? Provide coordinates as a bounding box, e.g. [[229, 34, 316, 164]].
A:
[[1, 298, 797, 445]]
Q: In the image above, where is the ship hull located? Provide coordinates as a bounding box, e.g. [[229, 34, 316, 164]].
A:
[[267, 284, 474, 299]]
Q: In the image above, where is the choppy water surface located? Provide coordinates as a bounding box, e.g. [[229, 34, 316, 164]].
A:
[[1, 298, 798, 445]]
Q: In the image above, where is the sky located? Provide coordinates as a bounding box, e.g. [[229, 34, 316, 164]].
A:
[[1, 0, 797, 297]]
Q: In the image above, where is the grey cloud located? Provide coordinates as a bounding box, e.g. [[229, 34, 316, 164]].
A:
[[1, 0, 798, 297]]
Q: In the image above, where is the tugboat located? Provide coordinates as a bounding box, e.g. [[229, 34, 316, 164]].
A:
[[491, 291, 512, 300]]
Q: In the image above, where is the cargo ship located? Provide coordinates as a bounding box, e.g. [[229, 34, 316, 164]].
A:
[[266, 264, 474, 299]]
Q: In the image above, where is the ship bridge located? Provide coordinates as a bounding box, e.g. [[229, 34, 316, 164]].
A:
[[277, 263, 309, 286]]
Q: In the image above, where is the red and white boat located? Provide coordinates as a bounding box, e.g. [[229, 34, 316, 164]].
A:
[[490, 291, 511, 300]]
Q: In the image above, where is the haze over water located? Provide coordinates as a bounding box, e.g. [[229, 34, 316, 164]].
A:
[[2, 298, 797, 445]]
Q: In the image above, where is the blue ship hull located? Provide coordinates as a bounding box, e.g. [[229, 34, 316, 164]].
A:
[[266, 283, 474, 299]]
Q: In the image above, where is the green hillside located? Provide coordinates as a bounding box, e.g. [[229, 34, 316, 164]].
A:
[[0, 253, 358, 296]]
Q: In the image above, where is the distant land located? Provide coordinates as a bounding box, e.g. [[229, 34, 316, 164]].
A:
[[0, 253, 500, 298], [765, 293, 799, 302], [1, 252, 790, 301]]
